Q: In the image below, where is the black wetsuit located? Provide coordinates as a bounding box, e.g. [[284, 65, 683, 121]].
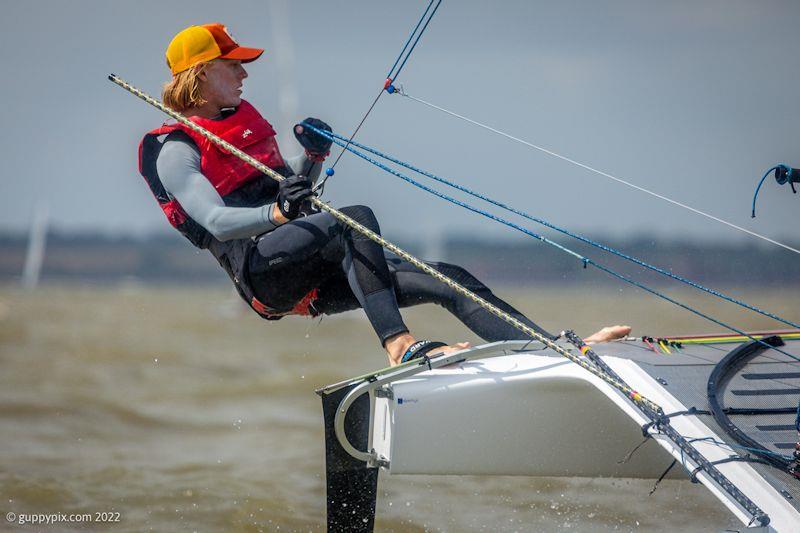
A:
[[154, 124, 554, 346], [248, 205, 554, 344]]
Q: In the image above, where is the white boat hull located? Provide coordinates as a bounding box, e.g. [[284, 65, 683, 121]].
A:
[[321, 338, 800, 532], [374, 354, 674, 478]]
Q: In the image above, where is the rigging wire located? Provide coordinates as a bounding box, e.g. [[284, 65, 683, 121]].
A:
[[389, 86, 800, 256], [305, 124, 800, 332], [687, 436, 792, 462], [305, 123, 800, 363], [113, 73, 668, 418], [385, 0, 439, 82], [322, 0, 442, 182], [386, 0, 442, 83], [563, 334, 770, 526]]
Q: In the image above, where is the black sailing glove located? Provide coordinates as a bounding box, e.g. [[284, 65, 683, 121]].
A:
[[277, 175, 314, 220], [294, 118, 333, 161]]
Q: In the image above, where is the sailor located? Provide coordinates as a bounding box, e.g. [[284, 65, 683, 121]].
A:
[[139, 23, 630, 366]]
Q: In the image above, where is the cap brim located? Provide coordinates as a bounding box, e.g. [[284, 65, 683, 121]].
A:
[[219, 46, 264, 63]]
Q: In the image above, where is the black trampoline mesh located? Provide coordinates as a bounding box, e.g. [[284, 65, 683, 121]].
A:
[[636, 343, 800, 513]]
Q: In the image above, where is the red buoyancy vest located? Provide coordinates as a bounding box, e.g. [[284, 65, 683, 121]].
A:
[[138, 101, 318, 320], [138, 100, 286, 242]]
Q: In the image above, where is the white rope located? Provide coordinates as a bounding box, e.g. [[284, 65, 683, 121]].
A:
[[396, 88, 800, 256], [109, 74, 663, 413]]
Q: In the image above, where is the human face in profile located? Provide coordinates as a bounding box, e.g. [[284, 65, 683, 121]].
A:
[[199, 59, 248, 113]]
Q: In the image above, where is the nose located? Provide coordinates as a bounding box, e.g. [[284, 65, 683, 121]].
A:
[[238, 64, 248, 80]]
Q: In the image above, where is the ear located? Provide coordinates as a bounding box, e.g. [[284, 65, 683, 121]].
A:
[[196, 63, 211, 82]]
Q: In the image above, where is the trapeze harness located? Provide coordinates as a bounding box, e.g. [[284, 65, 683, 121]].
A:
[[138, 100, 318, 320]]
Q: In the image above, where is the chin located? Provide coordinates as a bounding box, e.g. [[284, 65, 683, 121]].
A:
[[225, 96, 242, 108]]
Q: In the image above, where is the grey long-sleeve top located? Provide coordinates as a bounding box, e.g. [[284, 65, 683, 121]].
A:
[[156, 139, 321, 242]]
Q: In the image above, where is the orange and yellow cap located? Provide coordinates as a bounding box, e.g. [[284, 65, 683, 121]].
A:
[[166, 23, 264, 75]]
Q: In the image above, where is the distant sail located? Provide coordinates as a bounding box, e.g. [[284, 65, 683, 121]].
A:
[[21, 201, 48, 289]]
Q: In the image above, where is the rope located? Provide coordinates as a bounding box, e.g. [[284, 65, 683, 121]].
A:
[[325, 88, 383, 172], [686, 436, 793, 462], [326, 1, 443, 174], [386, 0, 441, 82], [306, 125, 800, 332], [304, 124, 800, 363], [108, 73, 662, 420], [564, 333, 768, 524], [752, 164, 790, 218], [649, 459, 677, 495], [391, 87, 800, 256], [112, 75, 771, 527], [387, 0, 442, 83], [667, 332, 800, 345]]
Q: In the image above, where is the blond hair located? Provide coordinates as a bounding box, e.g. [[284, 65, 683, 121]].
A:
[[161, 63, 207, 112]]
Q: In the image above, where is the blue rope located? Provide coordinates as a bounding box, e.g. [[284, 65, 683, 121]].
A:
[[752, 164, 790, 218], [325, 0, 443, 175], [389, 0, 442, 83], [687, 436, 793, 462], [307, 125, 800, 332], [386, 0, 437, 81], [304, 124, 800, 361]]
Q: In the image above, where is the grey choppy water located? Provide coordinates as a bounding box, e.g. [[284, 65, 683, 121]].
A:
[[1, 284, 796, 531]]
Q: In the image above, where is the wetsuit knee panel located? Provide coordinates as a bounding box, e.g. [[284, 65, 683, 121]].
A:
[[429, 262, 488, 292], [338, 205, 380, 238]]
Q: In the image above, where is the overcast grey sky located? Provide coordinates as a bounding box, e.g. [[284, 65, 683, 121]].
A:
[[1, 0, 798, 246]]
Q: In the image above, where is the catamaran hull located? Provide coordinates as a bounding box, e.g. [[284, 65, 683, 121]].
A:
[[375, 355, 675, 478], [319, 337, 800, 532]]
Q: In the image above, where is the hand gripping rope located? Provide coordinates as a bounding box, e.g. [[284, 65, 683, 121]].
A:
[[302, 122, 800, 362], [305, 124, 800, 333], [109, 73, 661, 417], [110, 75, 768, 527]]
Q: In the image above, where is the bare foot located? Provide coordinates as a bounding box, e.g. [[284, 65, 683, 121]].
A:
[[429, 342, 471, 357], [385, 332, 417, 366], [385, 335, 471, 367], [583, 325, 632, 345]]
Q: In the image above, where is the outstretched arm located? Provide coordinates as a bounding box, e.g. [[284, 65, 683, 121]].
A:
[[156, 140, 281, 242]]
